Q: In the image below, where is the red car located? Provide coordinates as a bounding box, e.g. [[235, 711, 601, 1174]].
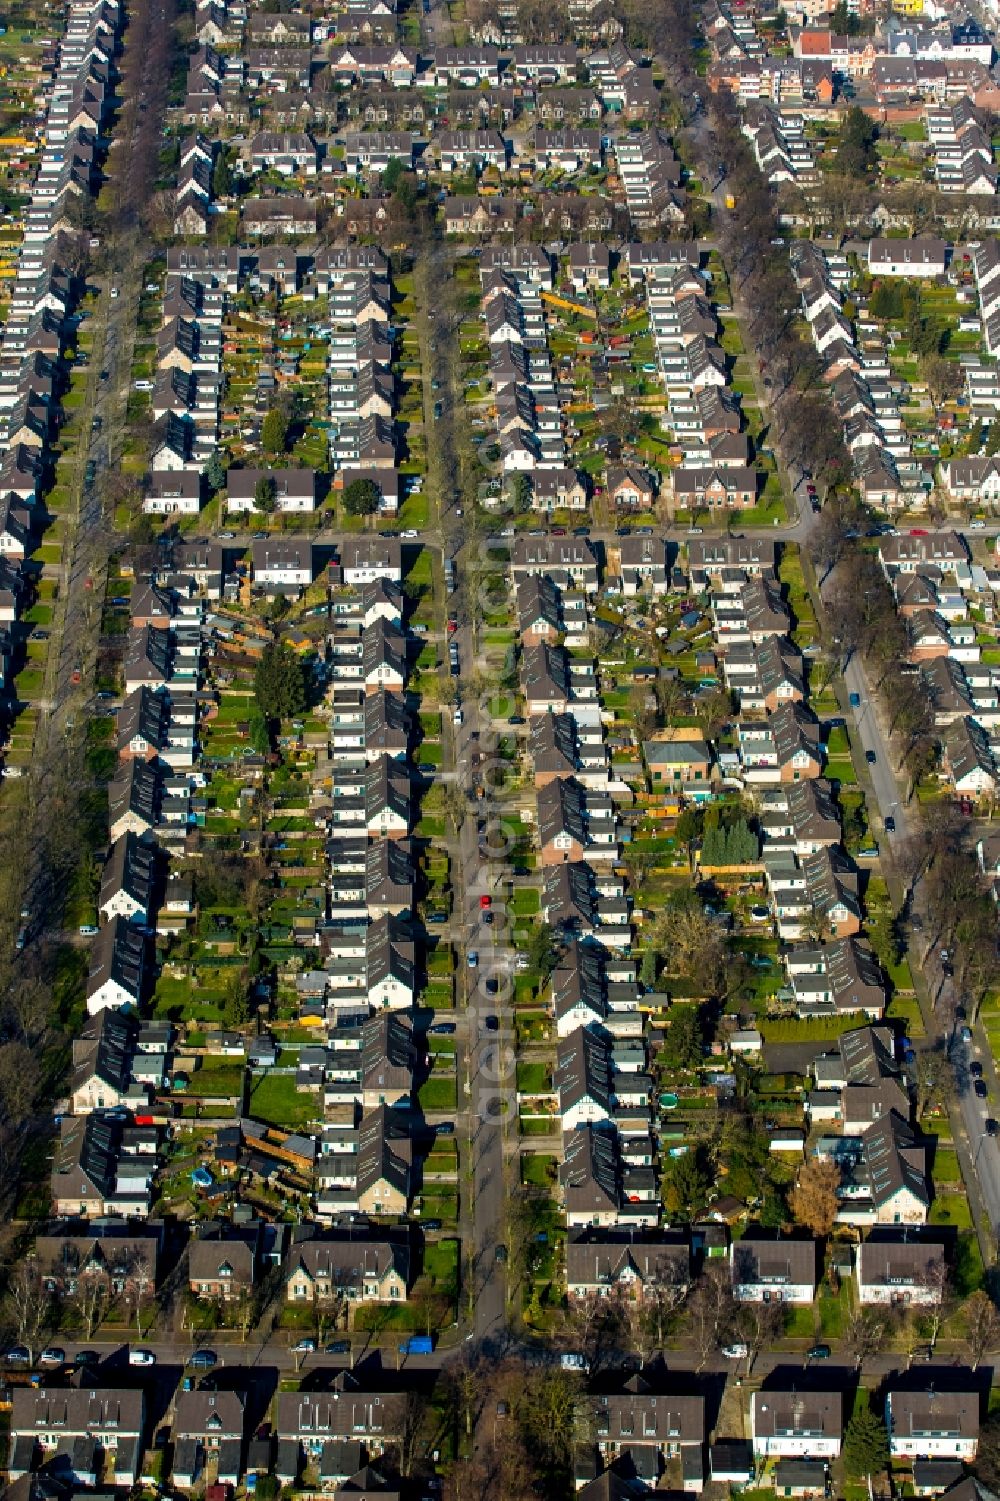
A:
[[910, 527, 928, 536], [479, 894, 492, 909], [71, 667, 82, 685], [447, 618, 458, 634]]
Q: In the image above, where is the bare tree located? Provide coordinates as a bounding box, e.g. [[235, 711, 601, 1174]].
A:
[[7, 1257, 52, 1362], [915, 1258, 954, 1355], [567, 1289, 627, 1376], [72, 1265, 109, 1339], [843, 1309, 890, 1371], [914, 1043, 950, 1120], [965, 1289, 1000, 1370], [640, 1255, 691, 1356], [730, 1297, 785, 1376], [685, 1264, 731, 1371], [122, 1249, 155, 1335]]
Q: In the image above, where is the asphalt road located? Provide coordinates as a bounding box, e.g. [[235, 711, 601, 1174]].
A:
[[951, 1025, 1000, 1236], [841, 653, 908, 847], [452, 634, 508, 1347], [18, 1335, 994, 1389]]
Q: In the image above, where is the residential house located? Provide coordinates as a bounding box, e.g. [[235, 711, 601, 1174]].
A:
[[856, 1238, 947, 1306], [85, 918, 146, 1015], [284, 1232, 409, 1304], [730, 1235, 816, 1303], [172, 1391, 245, 1490], [565, 1231, 689, 1300], [188, 1226, 259, 1301], [750, 1391, 842, 1459], [7, 1388, 145, 1487], [98, 833, 158, 926], [886, 1390, 979, 1461]]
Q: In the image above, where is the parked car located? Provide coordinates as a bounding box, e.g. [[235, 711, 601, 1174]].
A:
[[866, 750, 876, 765], [430, 1023, 456, 1035], [975, 1079, 989, 1099], [722, 1343, 749, 1359], [885, 816, 896, 833], [189, 1350, 217, 1370], [73, 1350, 100, 1367], [5, 1346, 31, 1365], [495, 1244, 508, 1264], [325, 1340, 350, 1355], [128, 1349, 155, 1366], [467, 951, 479, 968], [39, 1348, 65, 1366], [292, 1339, 316, 1354], [971, 1062, 984, 1078], [807, 1344, 831, 1360]]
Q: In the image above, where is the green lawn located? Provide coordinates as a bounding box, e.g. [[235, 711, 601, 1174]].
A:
[[247, 1073, 320, 1129], [931, 1147, 961, 1185], [817, 1282, 852, 1338], [422, 1236, 459, 1286], [520, 1153, 557, 1187], [419, 1076, 458, 1112], [783, 1305, 816, 1339], [516, 1062, 551, 1093], [930, 1189, 973, 1229], [187, 1062, 244, 1098]]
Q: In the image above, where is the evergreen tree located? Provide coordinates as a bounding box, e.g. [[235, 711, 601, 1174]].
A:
[[844, 1400, 889, 1482], [254, 641, 307, 721], [342, 477, 381, 517], [254, 475, 277, 513], [205, 452, 226, 492], [261, 407, 289, 455]]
